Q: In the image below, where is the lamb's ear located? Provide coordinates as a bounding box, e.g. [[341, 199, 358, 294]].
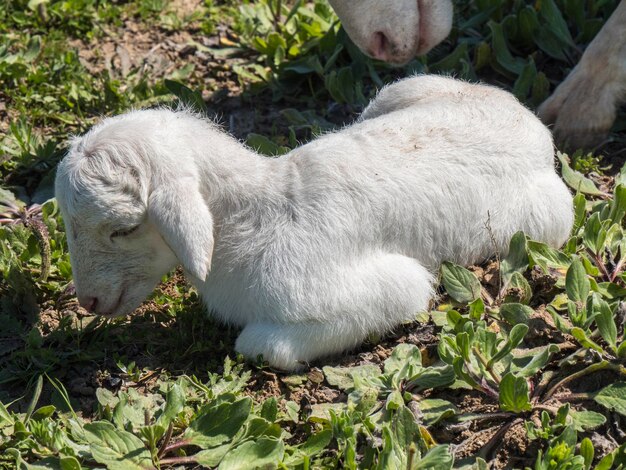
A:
[[148, 182, 214, 281]]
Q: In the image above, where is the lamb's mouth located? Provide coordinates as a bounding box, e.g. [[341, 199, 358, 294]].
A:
[[99, 288, 127, 317]]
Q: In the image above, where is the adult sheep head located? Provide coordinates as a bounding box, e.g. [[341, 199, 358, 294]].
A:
[[55, 110, 214, 316], [327, 0, 453, 64]]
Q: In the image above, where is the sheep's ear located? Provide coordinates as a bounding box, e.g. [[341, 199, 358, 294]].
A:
[[148, 183, 214, 281]]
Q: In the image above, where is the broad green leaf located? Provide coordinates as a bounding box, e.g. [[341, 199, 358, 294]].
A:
[[503, 272, 532, 304], [348, 385, 379, 414], [474, 41, 491, 70], [414, 445, 454, 470], [596, 453, 615, 470], [29, 405, 55, 423], [194, 444, 231, 467], [512, 58, 537, 100], [500, 232, 529, 284], [572, 193, 587, 231], [283, 429, 333, 467], [594, 282, 626, 300], [111, 390, 161, 431], [583, 212, 608, 255], [595, 382, 626, 417], [157, 383, 184, 428], [488, 21, 526, 74], [569, 410, 606, 432], [514, 344, 559, 378], [499, 303, 533, 325], [83, 421, 153, 470], [580, 438, 594, 470], [378, 424, 403, 469], [441, 262, 481, 304], [96, 388, 119, 409], [489, 324, 528, 367], [386, 390, 405, 411], [565, 258, 590, 303], [527, 240, 570, 271], [391, 405, 421, 456], [531, 71, 551, 106], [185, 397, 251, 448], [609, 185, 626, 224], [571, 327, 604, 353], [260, 397, 278, 423], [18, 456, 79, 470], [324, 66, 365, 106], [0, 401, 13, 428], [164, 79, 207, 114], [323, 364, 380, 391], [557, 152, 604, 196], [610, 442, 626, 467], [430, 42, 469, 72], [593, 295, 618, 351], [517, 6, 540, 44], [299, 429, 333, 455], [239, 417, 280, 441], [23, 35, 42, 62], [555, 403, 570, 426], [468, 298, 485, 321], [534, 28, 568, 60], [245, 133, 289, 156], [59, 456, 81, 470], [384, 343, 422, 376], [418, 399, 457, 426], [617, 163, 626, 187], [605, 223, 623, 255], [446, 309, 465, 330], [452, 357, 479, 389], [283, 401, 299, 423], [581, 254, 601, 277], [499, 373, 531, 413], [218, 437, 284, 470], [406, 365, 456, 392], [0, 188, 24, 211], [538, 0, 575, 46], [308, 402, 346, 423], [457, 332, 471, 362]]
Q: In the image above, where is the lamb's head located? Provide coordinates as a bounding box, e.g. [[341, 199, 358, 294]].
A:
[[327, 0, 453, 64], [55, 110, 215, 316]]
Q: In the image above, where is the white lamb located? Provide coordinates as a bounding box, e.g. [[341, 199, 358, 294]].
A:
[[55, 75, 573, 371]]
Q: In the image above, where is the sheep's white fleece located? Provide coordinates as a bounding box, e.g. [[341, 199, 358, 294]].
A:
[[55, 75, 573, 370]]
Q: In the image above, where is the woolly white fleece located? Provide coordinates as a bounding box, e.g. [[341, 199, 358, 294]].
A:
[[55, 75, 573, 370]]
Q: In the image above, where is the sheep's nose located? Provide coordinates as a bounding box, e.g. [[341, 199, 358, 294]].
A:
[[79, 296, 98, 313], [369, 31, 392, 61]]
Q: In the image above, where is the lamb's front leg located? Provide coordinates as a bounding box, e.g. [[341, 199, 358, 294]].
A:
[[537, 1, 626, 150], [235, 254, 434, 370]]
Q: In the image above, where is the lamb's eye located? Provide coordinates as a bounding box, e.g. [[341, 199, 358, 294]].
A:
[[111, 225, 139, 238]]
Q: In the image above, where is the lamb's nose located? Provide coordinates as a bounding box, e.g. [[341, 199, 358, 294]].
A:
[[369, 31, 392, 61], [79, 296, 98, 313]]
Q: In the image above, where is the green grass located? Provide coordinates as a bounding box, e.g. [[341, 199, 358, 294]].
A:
[[1, 0, 626, 468]]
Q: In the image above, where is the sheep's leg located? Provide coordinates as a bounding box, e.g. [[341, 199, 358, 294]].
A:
[[537, 1, 626, 150], [235, 254, 434, 371]]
